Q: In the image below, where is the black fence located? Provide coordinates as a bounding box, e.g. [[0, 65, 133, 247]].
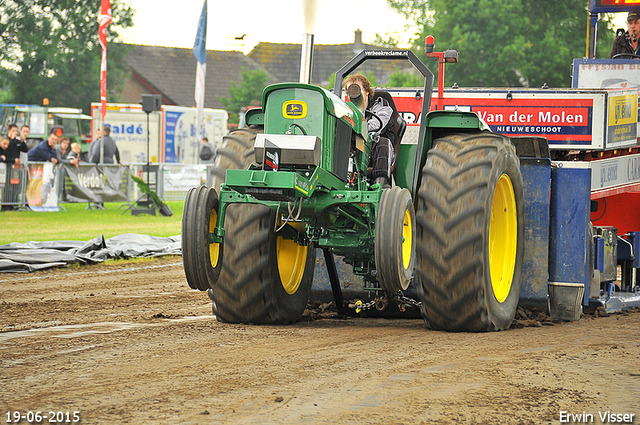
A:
[[0, 162, 211, 211]]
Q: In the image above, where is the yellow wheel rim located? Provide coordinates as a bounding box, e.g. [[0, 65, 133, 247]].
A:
[[277, 238, 308, 295], [277, 222, 308, 295], [402, 208, 412, 270], [489, 174, 517, 303], [209, 209, 220, 268]]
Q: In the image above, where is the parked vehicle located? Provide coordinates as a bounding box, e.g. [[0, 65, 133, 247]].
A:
[[1, 104, 92, 150]]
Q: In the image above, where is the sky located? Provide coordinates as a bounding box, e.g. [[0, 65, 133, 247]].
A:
[[119, 0, 416, 53], [118, 0, 631, 54]]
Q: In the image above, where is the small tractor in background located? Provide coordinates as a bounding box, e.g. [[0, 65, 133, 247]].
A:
[[0, 103, 92, 150], [182, 38, 525, 332]]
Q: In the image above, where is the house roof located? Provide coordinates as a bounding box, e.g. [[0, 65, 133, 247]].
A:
[[120, 32, 418, 111], [123, 44, 275, 109], [248, 30, 416, 87]]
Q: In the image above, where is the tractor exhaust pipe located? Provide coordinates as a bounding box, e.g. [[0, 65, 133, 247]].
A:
[[299, 33, 314, 84]]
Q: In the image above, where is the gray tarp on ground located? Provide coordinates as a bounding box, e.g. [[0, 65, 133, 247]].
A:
[[0, 234, 181, 273]]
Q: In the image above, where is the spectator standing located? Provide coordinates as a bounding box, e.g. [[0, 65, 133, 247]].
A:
[[0, 136, 9, 210], [18, 125, 30, 145], [67, 142, 83, 167], [199, 137, 216, 164], [87, 125, 121, 209], [56, 137, 70, 160], [55, 137, 80, 202], [88, 125, 121, 165], [28, 130, 59, 164], [55, 137, 79, 167], [81, 128, 101, 162], [91, 128, 102, 147], [4, 124, 28, 166], [7, 123, 18, 143], [1, 124, 29, 211], [0, 136, 9, 162], [93, 128, 102, 143]]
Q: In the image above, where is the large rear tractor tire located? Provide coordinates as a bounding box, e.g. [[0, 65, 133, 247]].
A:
[[375, 186, 416, 292], [182, 186, 222, 291], [212, 204, 316, 324], [208, 127, 260, 191], [415, 133, 524, 331]]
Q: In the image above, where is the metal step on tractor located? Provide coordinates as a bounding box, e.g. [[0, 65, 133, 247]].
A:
[[182, 40, 525, 332]]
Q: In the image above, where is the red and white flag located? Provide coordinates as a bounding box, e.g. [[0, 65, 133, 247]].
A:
[[99, 0, 112, 123]]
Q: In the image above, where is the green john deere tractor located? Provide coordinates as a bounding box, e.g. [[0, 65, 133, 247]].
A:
[[182, 50, 524, 331]]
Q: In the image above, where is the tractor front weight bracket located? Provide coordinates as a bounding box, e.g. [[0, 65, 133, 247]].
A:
[[210, 159, 387, 258]]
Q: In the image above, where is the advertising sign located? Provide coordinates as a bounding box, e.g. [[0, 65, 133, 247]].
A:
[[391, 88, 636, 150], [162, 164, 206, 193], [63, 164, 128, 203], [608, 92, 638, 147], [162, 109, 194, 164], [26, 163, 60, 211], [91, 104, 161, 163], [585, 153, 640, 194], [163, 106, 228, 164], [92, 103, 228, 164], [573, 60, 640, 90]]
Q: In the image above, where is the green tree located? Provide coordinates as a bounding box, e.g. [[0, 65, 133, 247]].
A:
[[371, 33, 407, 49], [323, 72, 336, 90], [388, 70, 424, 87], [388, 0, 617, 88], [365, 72, 378, 88], [0, 0, 134, 114], [218, 67, 270, 118]]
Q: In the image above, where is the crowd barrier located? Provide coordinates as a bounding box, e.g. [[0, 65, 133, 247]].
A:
[[0, 162, 213, 211], [0, 163, 29, 210]]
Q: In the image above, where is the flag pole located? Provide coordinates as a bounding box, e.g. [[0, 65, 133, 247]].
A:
[[99, 0, 112, 164], [193, 0, 207, 162]]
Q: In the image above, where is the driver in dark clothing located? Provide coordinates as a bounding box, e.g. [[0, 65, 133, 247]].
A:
[[610, 10, 640, 58], [344, 73, 395, 186]]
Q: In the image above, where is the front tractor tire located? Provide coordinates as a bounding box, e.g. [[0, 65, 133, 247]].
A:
[[182, 127, 261, 292], [415, 133, 524, 332], [375, 186, 416, 292], [182, 186, 222, 291], [212, 204, 316, 324]]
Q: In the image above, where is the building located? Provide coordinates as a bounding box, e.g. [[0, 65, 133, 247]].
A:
[[115, 31, 415, 110], [249, 30, 414, 87], [117, 44, 274, 110]]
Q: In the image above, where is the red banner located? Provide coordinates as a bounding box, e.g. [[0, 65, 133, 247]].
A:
[[99, 0, 112, 123], [393, 94, 596, 144]]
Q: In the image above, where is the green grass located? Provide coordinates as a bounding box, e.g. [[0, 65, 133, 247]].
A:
[[0, 201, 185, 245]]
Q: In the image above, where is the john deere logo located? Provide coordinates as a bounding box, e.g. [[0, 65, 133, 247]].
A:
[[283, 101, 307, 119]]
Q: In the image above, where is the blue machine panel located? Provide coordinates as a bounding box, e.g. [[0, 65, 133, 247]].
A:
[[518, 158, 551, 307], [548, 164, 592, 305], [617, 231, 640, 268]]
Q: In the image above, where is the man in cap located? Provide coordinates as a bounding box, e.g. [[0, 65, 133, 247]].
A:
[[610, 10, 640, 58]]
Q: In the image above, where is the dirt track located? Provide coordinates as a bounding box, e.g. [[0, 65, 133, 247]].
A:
[[1, 257, 638, 424]]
